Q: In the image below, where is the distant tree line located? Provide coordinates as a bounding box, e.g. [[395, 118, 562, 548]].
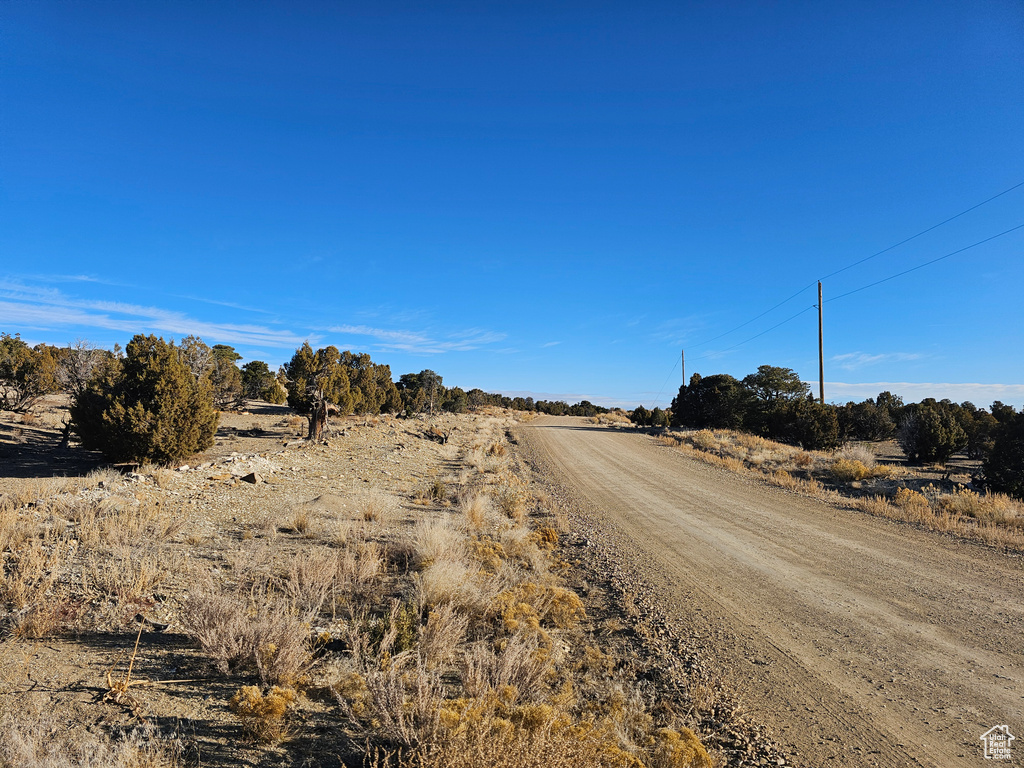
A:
[[652, 363, 1024, 498], [7, 332, 1019, 500], [1, 333, 608, 461]]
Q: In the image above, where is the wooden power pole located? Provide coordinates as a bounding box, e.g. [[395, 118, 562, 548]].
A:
[[818, 281, 825, 404], [681, 349, 685, 387]]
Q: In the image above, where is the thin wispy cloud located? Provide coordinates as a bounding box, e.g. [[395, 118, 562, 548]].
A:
[[0, 280, 307, 348], [650, 315, 712, 347], [21, 273, 125, 286], [831, 351, 924, 371], [542, 341, 562, 348], [174, 294, 278, 316], [327, 324, 506, 354]]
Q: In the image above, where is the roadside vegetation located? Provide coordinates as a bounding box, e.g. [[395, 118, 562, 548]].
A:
[[624, 365, 1023, 503], [0, 331, 723, 768], [655, 428, 1024, 550]]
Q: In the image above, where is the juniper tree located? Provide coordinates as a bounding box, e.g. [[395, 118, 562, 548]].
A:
[[241, 360, 286, 403], [984, 412, 1024, 499], [285, 343, 352, 440], [0, 333, 59, 414], [209, 344, 243, 409], [70, 334, 219, 463]]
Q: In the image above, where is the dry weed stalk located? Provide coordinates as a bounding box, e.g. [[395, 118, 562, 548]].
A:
[[102, 624, 199, 722]]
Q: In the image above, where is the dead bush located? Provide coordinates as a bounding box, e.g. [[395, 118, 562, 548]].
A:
[[335, 654, 445, 749], [181, 585, 312, 685], [461, 632, 552, 700], [0, 709, 183, 767], [419, 602, 469, 668], [285, 546, 339, 613]]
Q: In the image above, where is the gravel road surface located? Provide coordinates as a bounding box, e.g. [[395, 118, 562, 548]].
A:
[[519, 417, 1024, 768]]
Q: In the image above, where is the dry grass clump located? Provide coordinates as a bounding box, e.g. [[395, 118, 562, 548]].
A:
[[419, 602, 469, 668], [139, 465, 174, 490], [932, 487, 1024, 527], [84, 545, 168, 604], [338, 540, 385, 601], [0, 711, 182, 767], [416, 559, 486, 612], [647, 727, 714, 768], [358, 488, 399, 524], [1, 532, 77, 638], [793, 451, 814, 469], [829, 459, 872, 482], [84, 466, 122, 489], [412, 518, 467, 569], [0, 501, 28, 553], [415, 480, 451, 506], [460, 492, 491, 531], [229, 685, 298, 743], [835, 444, 876, 467], [284, 546, 340, 613], [181, 584, 312, 685], [366, 691, 648, 768], [690, 430, 717, 451]]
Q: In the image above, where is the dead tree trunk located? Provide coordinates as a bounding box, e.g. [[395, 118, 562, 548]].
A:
[[307, 397, 328, 441]]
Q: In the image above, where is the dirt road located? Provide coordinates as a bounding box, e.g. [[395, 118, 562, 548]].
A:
[[518, 418, 1024, 768]]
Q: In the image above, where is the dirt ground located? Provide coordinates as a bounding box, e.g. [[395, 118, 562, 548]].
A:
[[516, 417, 1024, 768], [0, 400, 795, 767]]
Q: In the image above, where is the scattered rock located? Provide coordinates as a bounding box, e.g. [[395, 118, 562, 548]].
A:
[[240, 472, 262, 484]]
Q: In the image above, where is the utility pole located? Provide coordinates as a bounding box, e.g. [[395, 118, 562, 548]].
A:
[[681, 349, 685, 387], [818, 281, 825, 404]]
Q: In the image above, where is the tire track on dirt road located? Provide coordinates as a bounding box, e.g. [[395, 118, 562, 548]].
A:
[[518, 417, 1024, 768]]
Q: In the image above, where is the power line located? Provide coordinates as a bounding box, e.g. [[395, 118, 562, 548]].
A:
[[693, 305, 816, 360], [649, 179, 1024, 406], [827, 222, 1024, 303], [651, 305, 814, 407], [818, 179, 1024, 283], [684, 178, 1024, 350], [649, 354, 680, 409]]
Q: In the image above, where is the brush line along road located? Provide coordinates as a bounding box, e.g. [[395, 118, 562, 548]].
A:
[[520, 417, 1024, 768]]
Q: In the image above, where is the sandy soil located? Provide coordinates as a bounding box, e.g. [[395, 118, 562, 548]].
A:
[[516, 417, 1024, 768]]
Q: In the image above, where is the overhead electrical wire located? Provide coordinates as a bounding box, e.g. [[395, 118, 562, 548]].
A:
[[826, 221, 1024, 303], [649, 179, 1024, 406], [684, 178, 1024, 351]]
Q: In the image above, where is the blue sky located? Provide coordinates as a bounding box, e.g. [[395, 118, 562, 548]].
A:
[[2, 1, 1023, 408]]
